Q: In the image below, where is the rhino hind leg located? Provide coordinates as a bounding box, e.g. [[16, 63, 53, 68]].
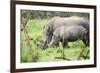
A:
[[82, 36, 89, 47]]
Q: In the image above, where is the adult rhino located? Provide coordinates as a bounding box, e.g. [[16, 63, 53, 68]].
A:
[[42, 16, 89, 49]]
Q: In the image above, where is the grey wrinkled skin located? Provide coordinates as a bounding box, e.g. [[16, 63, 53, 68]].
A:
[[48, 25, 89, 48], [42, 16, 89, 49]]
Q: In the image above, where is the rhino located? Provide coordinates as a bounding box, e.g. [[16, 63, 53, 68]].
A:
[[47, 25, 89, 48], [42, 16, 89, 49]]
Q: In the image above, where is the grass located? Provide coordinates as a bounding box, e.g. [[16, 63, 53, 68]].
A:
[[20, 19, 90, 63]]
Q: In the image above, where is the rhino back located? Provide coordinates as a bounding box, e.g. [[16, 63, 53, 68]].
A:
[[63, 16, 89, 30]]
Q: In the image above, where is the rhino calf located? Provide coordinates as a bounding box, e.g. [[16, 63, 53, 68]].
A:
[[48, 25, 89, 48]]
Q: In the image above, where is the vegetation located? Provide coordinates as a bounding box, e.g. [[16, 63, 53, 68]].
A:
[[20, 10, 90, 63]]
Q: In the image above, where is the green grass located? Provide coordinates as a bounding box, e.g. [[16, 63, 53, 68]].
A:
[[20, 19, 90, 63]]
